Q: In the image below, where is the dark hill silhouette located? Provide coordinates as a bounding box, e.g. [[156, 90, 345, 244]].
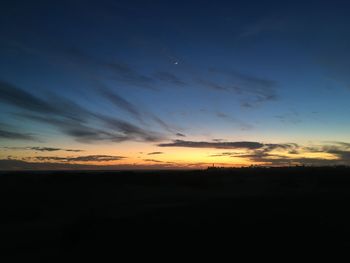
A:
[[1, 167, 350, 261]]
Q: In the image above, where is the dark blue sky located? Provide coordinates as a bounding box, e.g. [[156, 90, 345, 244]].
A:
[[1, 0, 350, 169]]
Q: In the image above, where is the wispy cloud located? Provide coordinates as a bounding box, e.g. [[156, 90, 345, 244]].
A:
[[98, 86, 178, 134], [203, 68, 278, 107], [158, 140, 266, 150], [208, 152, 240, 157], [153, 71, 186, 86], [196, 78, 228, 91], [96, 114, 165, 142], [160, 140, 301, 160], [0, 129, 37, 141], [216, 112, 253, 130], [237, 17, 287, 39], [157, 139, 350, 166], [106, 62, 156, 89], [275, 110, 301, 124], [0, 122, 37, 141], [3, 41, 158, 91], [34, 155, 125, 162], [229, 141, 350, 166], [0, 80, 166, 143], [0, 80, 91, 122], [147, 151, 163, 155], [303, 142, 350, 163], [98, 86, 144, 122], [1, 146, 83, 152], [143, 159, 163, 163], [59, 47, 157, 90], [0, 80, 59, 115], [231, 152, 340, 166]]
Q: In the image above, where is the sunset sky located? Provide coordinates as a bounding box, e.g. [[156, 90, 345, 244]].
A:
[[1, 0, 350, 169]]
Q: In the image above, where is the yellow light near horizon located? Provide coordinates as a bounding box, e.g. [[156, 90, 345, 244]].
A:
[[1, 140, 344, 169]]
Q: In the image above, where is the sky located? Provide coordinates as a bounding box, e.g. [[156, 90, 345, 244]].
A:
[[1, 0, 350, 169]]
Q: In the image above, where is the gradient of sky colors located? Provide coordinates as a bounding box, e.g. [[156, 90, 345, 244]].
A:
[[1, 0, 350, 169]]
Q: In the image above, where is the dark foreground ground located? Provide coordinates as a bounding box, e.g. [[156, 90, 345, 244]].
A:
[[1, 167, 350, 261]]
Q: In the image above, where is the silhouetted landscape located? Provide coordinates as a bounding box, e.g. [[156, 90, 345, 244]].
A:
[[2, 0, 350, 260], [1, 167, 350, 260]]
